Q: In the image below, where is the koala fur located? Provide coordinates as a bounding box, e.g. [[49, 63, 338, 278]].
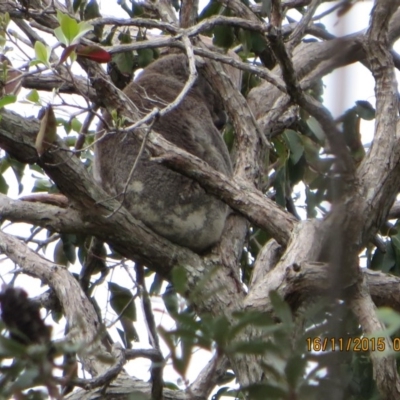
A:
[[94, 54, 232, 252]]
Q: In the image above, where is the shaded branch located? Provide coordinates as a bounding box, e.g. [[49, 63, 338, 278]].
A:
[[348, 276, 400, 399], [65, 374, 187, 400], [188, 354, 230, 399], [246, 251, 400, 317], [249, 9, 400, 130], [0, 109, 201, 277], [64, 344, 126, 390], [344, 2, 400, 397], [0, 230, 107, 376]]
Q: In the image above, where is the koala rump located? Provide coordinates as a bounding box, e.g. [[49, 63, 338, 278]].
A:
[[94, 54, 232, 252]]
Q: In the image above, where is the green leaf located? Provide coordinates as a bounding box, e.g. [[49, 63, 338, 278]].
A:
[[216, 371, 236, 385], [84, 0, 103, 39], [199, 0, 222, 21], [51, 309, 63, 323], [120, 316, 139, 345], [74, 21, 94, 43], [269, 291, 292, 326], [283, 129, 304, 165], [115, 0, 133, 17], [60, 233, 77, 264], [301, 135, 322, 172], [34, 41, 50, 66], [62, 135, 77, 147], [0, 94, 16, 108], [250, 32, 267, 54], [0, 156, 9, 173], [370, 241, 396, 272], [0, 335, 27, 358], [116, 327, 128, 348], [149, 273, 163, 295], [174, 312, 200, 333], [226, 339, 279, 355], [171, 266, 187, 294], [273, 167, 286, 207], [355, 100, 375, 120], [162, 284, 179, 316], [0, 173, 9, 194], [209, 315, 230, 346], [229, 311, 275, 339], [1, 12, 10, 29], [246, 383, 287, 400], [287, 155, 305, 185], [273, 136, 288, 167], [12, 366, 40, 390], [56, 11, 92, 46], [212, 387, 233, 399], [32, 178, 53, 192], [131, 1, 144, 16], [53, 239, 70, 266], [376, 307, 400, 336], [238, 29, 252, 56], [84, 0, 101, 20], [108, 282, 136, 321], [73, 0, 86, 12], [137, 48, 154, 68], [7, 155, 25, 194], [213, 25, 235, 49], [57, 11, 80, 45], [54, 26, 67, 46], [26, 89, 40, 104], [126, 392, 149, 400], [285, 354, 307, 389], [29, 164, 45, 175], [63, 241, 76, 264], [164, 381, 180, 390], [228, 340, 279, 355], [58, 117, 71, 134], [391, 233, 400, 253], [118, 29, 132, 44], [341, 107, 363, 153], [223, 124, 235, 151], [70, 117, 82, 133], [29, 59, 43, 67], [306, 116, 325, 144]]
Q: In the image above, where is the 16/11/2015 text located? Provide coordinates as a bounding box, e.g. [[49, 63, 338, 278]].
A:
[[306, 337, 390, 352]]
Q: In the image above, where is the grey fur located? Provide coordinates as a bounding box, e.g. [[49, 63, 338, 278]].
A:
[[94, 54, 232, 252]]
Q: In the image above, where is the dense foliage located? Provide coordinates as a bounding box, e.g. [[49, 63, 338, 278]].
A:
[[1, 0, 400, 399]]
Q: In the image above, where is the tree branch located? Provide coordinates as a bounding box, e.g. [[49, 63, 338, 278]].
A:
[[0, 230, 107, 376]]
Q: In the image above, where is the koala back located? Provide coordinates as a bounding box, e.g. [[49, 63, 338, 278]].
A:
[[94, 54, 232, 252]]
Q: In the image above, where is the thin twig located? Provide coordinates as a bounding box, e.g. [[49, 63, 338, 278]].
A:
[[59, 343, 126, 390], [74, 106, 98, 154], [288, 0, 322, 51], [267, 23, 355, 177], [136, 263, 164, 400]]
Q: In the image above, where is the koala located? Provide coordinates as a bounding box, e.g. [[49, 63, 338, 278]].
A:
[[94, 54, 233, 252]]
